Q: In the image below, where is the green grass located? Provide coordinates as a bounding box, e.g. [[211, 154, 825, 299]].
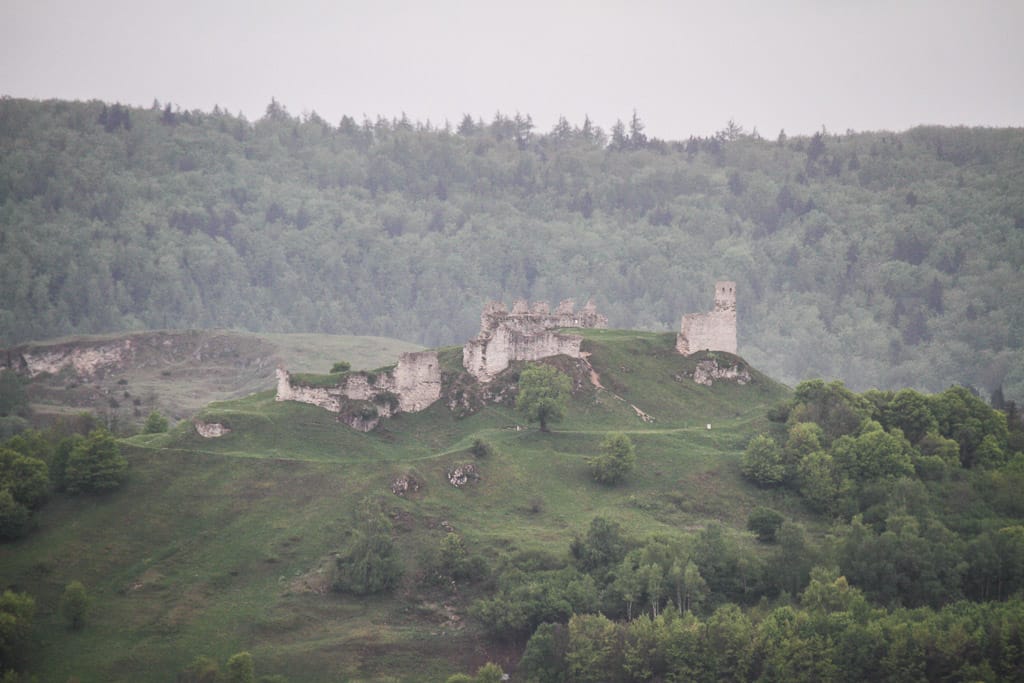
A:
[[2, 330, 801, 682]]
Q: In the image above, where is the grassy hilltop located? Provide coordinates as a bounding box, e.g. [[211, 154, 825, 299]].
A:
[[1, 330, 794, 681]]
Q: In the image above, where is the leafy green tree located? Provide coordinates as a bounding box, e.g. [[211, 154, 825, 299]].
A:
[[782, 421, 823, 475], [515, 364, 571, 432], [838, 514, 965, 607], [51, 434, 83, 492], [0, 490, 30, 541], [747, 507, 784, 542], [178, 655, 220, 683], [474, 662, 504, 683], [566, 613, 619, 683], [916, 430, 960, 464], [796, 451, 845, 513], [789, 380, 873, 444], [0, 590, 35, 673], [4, 429, 50, 462], [741, 435, 784, 486], [800, 566, 868, 615], [59, 580, 89, 629], [470, 568, 597, 638], [64, 428, 128, 494], [976, 434, 1007, 468], [612, 557, 645, 620], [702, 604, 754, 681], [930, 385, 1009, 467], [767, 522, 815, 596], [590, 432, 636, 485], [880, 388, 938, 444], [692, 522, 747, 602], [519, 622, 568, 683], [224, 651, 255, 683], [678, 560, 708, 614], [571, 517, 629, 574], [333, 502, 403, 594], [143, 411, 168, 434], [0, 448, 48, 510], [831, 424, 914, 481]]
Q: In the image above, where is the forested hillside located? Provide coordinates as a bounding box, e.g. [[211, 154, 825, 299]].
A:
[[1, 98, 1022, 400]]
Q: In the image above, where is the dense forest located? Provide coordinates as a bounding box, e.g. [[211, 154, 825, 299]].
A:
[[1, 98, 1022, 401]]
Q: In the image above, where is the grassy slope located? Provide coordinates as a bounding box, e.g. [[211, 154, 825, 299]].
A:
[[2, 331, 802, 682]]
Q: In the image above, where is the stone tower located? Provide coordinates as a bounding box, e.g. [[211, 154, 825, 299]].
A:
[[714, 281, 736, 313], [676, 281, 737, 356]]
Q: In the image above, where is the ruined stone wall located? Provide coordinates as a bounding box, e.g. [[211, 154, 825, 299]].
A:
[[275, 350, 441, 423], [463, 327, 583, 382], [275, 368, 342, 412], [386, 350, 442, 412], [462, 298, 603, 382], [676, 282, 737, 356]]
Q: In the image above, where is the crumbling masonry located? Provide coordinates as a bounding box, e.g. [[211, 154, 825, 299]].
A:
[[274, 282, 742, 431], [676, 282, 737, 356], [275, 350, 442, 431], [462, 299, 607, 382]]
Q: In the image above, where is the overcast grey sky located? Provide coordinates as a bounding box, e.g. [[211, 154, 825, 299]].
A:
[[2, 0, 1022, 140]]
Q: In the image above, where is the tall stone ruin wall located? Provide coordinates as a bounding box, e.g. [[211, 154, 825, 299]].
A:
[[463, 327, 584, 382], [463, 298, 606, 382], [676, 282, 737, 356]]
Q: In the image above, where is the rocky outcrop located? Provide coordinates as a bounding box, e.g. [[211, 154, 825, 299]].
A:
[[691, 358, 752, 386], [275, 350, 441, 429], [391, 473, 421, 496], [447, 463, 479, 487], [463, 298, 606, 382], [677, 282, 737, 356], [6, 339, 135, 378], [195, 421, 231, 437]]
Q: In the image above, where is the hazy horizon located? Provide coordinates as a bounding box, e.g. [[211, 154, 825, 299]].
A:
[[3, 0, 1023, 141]]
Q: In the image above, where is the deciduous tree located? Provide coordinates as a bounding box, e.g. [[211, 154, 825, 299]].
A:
[[64, 428, 127, 494], [516, 364, 571, 432]]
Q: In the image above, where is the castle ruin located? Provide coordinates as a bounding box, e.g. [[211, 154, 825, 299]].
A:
[[462, 298, 607, 382], [676, 282, 737, 356], [275, 350, 442, 431]]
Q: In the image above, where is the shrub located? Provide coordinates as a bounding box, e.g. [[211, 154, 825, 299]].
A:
[[0, 448, 49, 509], [65, 428, 128, 494], [470, 437, 494, 459], [225, 651, 255, 683], [60, 580, 89, 629], [143, 411, 169, 434], [333, 502, 403, 594], [590, 432, 636, 485], [330, 361, 351, 374], [747, 507, 785, 542], [741, 435, 784, 486]]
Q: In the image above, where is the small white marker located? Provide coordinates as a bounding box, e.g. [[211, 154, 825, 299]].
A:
[[706, 423, 712, 430]]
